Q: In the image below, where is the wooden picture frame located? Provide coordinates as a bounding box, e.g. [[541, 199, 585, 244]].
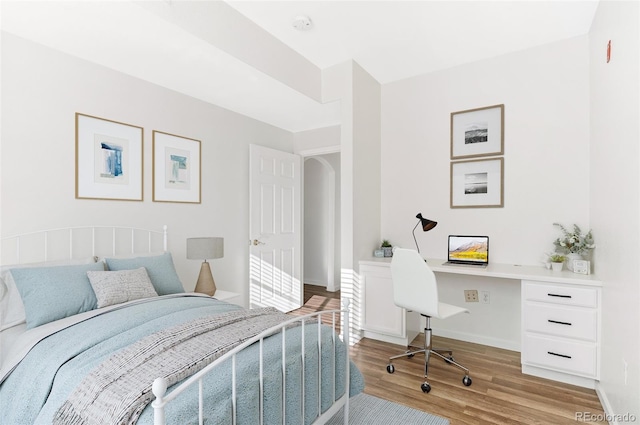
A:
[[75, 113, 143, 201], [152, 131, 201, 204], [451, 104, 504, 159], [450, 157, 504, 208]]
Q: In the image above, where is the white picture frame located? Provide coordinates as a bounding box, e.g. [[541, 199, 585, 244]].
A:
[[572, 259, 591, 275], [152, 131, 201, 204], [75, 113, 143, 201]]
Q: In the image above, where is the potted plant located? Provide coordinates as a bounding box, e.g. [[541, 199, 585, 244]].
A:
[[549, 253, 566, 272], [381, 240, 393, 257], [553, 223, 595, 271]]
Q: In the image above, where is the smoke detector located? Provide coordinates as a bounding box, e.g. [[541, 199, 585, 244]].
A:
[[292, 15, 312, 31]]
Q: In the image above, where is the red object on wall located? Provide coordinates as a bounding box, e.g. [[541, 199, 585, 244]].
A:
[[607, 40, 611, 63]]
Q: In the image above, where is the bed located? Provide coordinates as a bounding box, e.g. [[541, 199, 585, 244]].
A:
[[0, 226, 363, 425]]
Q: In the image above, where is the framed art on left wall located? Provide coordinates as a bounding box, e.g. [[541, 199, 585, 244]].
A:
[[75, 113, 144, 201]]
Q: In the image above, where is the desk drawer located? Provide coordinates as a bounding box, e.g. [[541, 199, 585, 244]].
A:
[[523, 281, 598, 308], [523, 303, 597, 341], [522, 334, 597, 377]]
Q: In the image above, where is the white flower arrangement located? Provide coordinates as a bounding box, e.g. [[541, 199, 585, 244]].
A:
[[553, 223, 595, 255]]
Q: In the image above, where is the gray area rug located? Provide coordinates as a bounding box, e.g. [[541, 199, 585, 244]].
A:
[[327, 393, 450, 425]]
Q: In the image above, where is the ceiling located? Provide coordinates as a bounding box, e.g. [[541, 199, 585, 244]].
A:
[[1, 0, 599, 133]]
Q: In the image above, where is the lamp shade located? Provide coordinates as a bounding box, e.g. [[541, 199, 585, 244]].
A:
[[416, 213, 437, 232], [187, 237, 224, 260]]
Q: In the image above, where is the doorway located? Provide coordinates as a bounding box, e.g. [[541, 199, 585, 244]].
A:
[[300, 152, 341, 313]]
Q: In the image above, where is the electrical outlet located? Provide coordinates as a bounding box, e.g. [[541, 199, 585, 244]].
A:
[[464, 290, 478, 302], [481, 291, 490, 304]]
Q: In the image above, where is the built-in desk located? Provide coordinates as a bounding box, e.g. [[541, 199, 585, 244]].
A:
[[358, 257, 602, 389]]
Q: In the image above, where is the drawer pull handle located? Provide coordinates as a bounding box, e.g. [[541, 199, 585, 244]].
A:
[[547, 293, 572, 298], [548, 319, 572, 326], [547, 351, 572, 359]]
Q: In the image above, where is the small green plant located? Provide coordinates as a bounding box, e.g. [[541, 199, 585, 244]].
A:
[[381, 240, 392, 248], [549, 254, 566, 263]]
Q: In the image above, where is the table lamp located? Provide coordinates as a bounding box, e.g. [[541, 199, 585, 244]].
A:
[[412, 213, 437, 253], [187, 237, 224, 296]]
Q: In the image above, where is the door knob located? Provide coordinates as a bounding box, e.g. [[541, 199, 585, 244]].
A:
[[251, 239, 265, 246]]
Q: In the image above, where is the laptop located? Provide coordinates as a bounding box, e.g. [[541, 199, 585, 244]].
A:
[[443, 235, 489, 267]]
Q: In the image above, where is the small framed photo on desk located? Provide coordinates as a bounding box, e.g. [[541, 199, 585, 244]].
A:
[[572, 260, 591, 275]]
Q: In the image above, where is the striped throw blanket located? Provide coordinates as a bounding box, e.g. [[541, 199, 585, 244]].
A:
[[53, 307, 292, 425]]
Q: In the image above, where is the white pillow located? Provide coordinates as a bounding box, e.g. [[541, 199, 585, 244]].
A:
[[87, 267, 158, 308], [0, 257, 97, 331]]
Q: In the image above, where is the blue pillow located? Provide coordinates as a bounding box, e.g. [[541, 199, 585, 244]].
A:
[[10, 262, 105, 329], [105, 252, 184, 295]]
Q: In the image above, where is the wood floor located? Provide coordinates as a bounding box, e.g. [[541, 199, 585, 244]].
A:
[[291, 284, 607, 425]]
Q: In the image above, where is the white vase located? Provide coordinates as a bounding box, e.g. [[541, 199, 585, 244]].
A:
[[551, 262, 564, 272], [566, 253, 583, 271]]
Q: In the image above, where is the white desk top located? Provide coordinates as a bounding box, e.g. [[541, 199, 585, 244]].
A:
[[360, 257, 602, 287]]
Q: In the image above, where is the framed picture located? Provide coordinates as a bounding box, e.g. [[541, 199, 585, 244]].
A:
[[75, 113, 143, 201], [152, 131, 201, 203], [450, 157, 504, 208], [451, 104, 504, 159]]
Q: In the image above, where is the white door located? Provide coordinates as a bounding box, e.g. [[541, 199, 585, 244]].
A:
[[249, 144, 302, 312]]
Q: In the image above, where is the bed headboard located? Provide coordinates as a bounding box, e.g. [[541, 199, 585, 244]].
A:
[[0, 225, 168, 266]]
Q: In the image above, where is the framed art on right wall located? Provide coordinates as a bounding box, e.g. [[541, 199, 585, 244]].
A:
[[451, 104, 504, 159], [152, 130, 202, 204], [451, 157, 504, 208]]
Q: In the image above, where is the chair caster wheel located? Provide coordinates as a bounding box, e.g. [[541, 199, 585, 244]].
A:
[[386, 364, 395, 374], [421, 382, 431, 393], [445, 356, 454, 364], [463, 375, 472, 386], [406, 350, 415, 359]]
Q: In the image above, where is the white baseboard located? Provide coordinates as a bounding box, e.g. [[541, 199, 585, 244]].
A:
[[304, 280, 327, 287], [595, 384, 625, 425], [304, 280, 341, 292], [363, 330, 411, 347], [433, 329, 520, 351], [522, 365, 596, 389]]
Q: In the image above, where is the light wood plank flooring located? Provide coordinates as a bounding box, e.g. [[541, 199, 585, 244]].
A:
[[291, 284, 607, 425]]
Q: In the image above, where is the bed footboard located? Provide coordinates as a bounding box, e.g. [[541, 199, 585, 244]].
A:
[[152, 299, 352, 425]]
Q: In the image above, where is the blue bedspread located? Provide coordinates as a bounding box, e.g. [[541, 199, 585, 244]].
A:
[[0, 296, 364, 424]]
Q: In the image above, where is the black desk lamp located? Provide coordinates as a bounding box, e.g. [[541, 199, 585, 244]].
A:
[[412, 213, 437, 253]]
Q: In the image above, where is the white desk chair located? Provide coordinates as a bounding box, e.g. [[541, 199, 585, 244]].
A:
[[386, 248, 473, 393]]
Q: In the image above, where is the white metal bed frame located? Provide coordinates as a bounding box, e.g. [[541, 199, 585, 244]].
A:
[[0, 225, 168, 264], [0, 225, 352, 424], [152, 301, 351, 425]]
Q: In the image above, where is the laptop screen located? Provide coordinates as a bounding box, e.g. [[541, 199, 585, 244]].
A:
[[447, 235, 489, 265]]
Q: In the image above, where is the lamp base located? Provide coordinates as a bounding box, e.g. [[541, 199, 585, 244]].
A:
[[194, 261, 217, 296]]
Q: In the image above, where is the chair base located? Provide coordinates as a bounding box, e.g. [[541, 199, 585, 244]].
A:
[[386, 315, 472, 392]]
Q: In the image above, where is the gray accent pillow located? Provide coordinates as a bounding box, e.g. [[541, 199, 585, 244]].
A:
[[10, 262, 105, 329], [105, 252, 184, 295], [87, 267, 158, 308]]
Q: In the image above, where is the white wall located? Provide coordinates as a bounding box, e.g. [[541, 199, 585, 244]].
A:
[[319, 60, 381, 336], [0, 33, 294, 306], [589, 0, 640, 420], [352, 62, 382, 270], [293, 125, 340, 154], [381, 36, 591, 349]]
